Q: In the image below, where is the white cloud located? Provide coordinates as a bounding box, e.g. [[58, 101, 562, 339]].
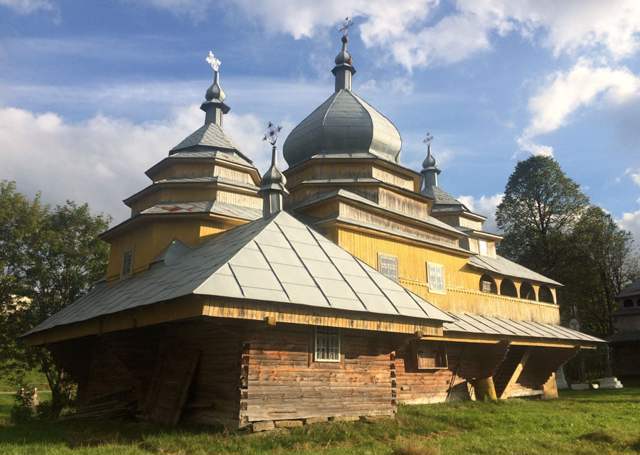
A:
[[457, 193, 504, 233], [0, 0, 53, 14], [625, 168, 640, 187], [518, 59, 640, 155], [618, 210, 640, 247], [0, 105, 269, 223]]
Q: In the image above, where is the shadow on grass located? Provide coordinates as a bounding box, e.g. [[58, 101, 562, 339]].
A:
[[0, 417, 227, 448]]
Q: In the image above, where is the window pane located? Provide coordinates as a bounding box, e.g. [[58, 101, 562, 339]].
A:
[[315, 328, 340, 362], [378, 254, 398, 281]]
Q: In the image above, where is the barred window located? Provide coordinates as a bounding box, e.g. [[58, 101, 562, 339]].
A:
[[378, 253, 398, 282], [314, 327, 340, 362], [121, 250, 133, 278]]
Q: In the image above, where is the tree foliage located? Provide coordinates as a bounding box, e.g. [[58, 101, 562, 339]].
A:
[[496, 156, 589, 275], [0, 180, 110, 416], [496, 157, 638, 340]]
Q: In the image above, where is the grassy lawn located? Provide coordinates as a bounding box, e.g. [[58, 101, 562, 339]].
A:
[[0, 389, 639, 455]]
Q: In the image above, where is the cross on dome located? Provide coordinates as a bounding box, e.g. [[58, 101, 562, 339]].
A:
[[423, 132, 434, 147], [206, 51, 221, 72], [339, 16, 354, 36], [263, 122, 283, 147]]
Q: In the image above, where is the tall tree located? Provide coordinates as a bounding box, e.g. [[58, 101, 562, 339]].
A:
[[560, 207, 637, 337], [0, 181, 110, 416], [496, 156, 589, 276]]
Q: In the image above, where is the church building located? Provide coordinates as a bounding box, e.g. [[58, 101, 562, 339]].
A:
[[25, 30, 602, 430]]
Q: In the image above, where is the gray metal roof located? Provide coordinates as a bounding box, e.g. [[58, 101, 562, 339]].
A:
[[618, 279, 640, 298], [444, 312, 603, 343], [423, 185, 466, 208], [171, 122, 243, 156], [140, 201, 261, 220], [293, 188, 465, 238], [27, 211, 453, 336], [469, 254, 562, 286], [164, 150, 253, 166], [283, 89, 402, 168]]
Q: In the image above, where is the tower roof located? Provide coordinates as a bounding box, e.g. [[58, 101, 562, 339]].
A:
[[282, 21, 402, 168]]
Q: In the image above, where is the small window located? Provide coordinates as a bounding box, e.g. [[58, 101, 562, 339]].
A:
[[415, 342, 448, 370], [314, 327, 340, 362], [121, 250, 133, 277], [378, 254, 398, 282], [623, 299, 634, 308], [478, 240, 488, 256], [427, 262, 446, 293]]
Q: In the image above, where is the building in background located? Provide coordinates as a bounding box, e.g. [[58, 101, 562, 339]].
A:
[[610, 280, 640, 378], [24, 30, 602, 430]]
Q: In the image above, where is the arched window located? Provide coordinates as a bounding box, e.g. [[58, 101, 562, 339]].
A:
[[538, 286, 554, 303], [623, 299, 634, 308], [500, 279, 518, 298], [520, 282, 536, 301], [479, 274, 497, 294]]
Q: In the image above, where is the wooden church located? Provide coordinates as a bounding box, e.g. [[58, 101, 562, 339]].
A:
[[25, 32, 602, 430]]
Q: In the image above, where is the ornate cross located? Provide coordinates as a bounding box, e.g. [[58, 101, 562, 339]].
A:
[[206, 50, 221, 72], [339, 16, 354, 37], [423, 132, 434, 147], [263, 121, 283, 147]]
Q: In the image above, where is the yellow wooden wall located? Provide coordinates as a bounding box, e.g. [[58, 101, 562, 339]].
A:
[[337, 227, 560, 324]]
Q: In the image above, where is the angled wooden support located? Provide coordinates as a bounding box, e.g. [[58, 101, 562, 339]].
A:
[[498, 348, 530, 400], [474, 376, 497, 401]]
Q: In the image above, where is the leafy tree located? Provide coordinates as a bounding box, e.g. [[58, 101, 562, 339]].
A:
[[0, 181, 110, 416], [496, 156, 589, 276], [560, 207, 637, 337]]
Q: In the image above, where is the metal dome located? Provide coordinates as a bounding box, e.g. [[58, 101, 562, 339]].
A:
[[282, 89, 402, 167]]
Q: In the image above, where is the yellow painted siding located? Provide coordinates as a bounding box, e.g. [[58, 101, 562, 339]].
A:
[[337, 227, 560, 324]]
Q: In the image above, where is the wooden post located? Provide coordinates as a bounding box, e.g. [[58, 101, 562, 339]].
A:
[[542, 373, 559, 400], [474, 377, 497, 401], [499, 348, 531, 399]]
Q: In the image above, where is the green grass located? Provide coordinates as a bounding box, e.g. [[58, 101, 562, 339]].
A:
[[0, 389, 639, 455]]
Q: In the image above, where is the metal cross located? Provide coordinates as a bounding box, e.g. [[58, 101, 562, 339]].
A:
[[206, 50, 221, 72], [423, 132, 434, 147], [339, 16, 354, 36], [263, 121, 283, 146]]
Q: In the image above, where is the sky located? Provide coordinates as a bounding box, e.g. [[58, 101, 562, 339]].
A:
[[1, 0, 640, 244]]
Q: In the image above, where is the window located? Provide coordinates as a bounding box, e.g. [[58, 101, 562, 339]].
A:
[[478, 239, 488, 256], [121, 250, 133, 277], [415, 342, 448, 370], [427, 262, 445, 293], [378, 254, 398, 282], [314, 327, 340, 362]]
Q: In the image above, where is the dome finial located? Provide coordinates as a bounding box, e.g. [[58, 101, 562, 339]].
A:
[[201, 50, 230, 126], [260, 122, 288, 217], [421, 132, 441, 191], [332, 17, 356, 92]]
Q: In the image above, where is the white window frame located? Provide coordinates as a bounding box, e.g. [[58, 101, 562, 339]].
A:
[[314, 327, 341, 363], [121, 249, 134, 278], [377, 253, 399, 282], [478, 239, 488, 256], [427, 262, 446, 294]]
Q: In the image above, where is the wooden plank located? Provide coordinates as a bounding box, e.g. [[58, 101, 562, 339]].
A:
[[498, 348, 530, 400]]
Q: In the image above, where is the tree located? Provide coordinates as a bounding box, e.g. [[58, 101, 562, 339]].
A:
[[496, 156, 589, 276], [0, 181, 110, 416], [561, 207, 637, 337]]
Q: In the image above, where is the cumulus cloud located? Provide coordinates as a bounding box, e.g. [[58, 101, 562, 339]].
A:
[[457, 193, 504, 233], [625, 168, 640, 187], [0, 105, 269, 223], [518, 59, 640, 155], [0, 0, 54, 14]]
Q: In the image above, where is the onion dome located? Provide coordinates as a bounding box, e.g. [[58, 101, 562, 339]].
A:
[[420, 133, 441, 192], [260, 122, 288, 217], [282, 22, 402, 168]]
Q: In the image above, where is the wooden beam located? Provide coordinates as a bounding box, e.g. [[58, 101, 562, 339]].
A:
[[420, 335, 501, 345], [499, 348, 531, 400], [474, 377, 497, 401]]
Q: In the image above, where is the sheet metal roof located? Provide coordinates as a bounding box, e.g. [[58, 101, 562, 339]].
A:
[[444, 312, 603, 343], [469, 254, 562, 286], [171, 122, 238, 154], [28, 211, 453, 336], [140, 201, 261, 220]]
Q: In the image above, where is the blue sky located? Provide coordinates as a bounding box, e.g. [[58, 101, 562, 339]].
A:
[[1, 0, 640, 243]]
